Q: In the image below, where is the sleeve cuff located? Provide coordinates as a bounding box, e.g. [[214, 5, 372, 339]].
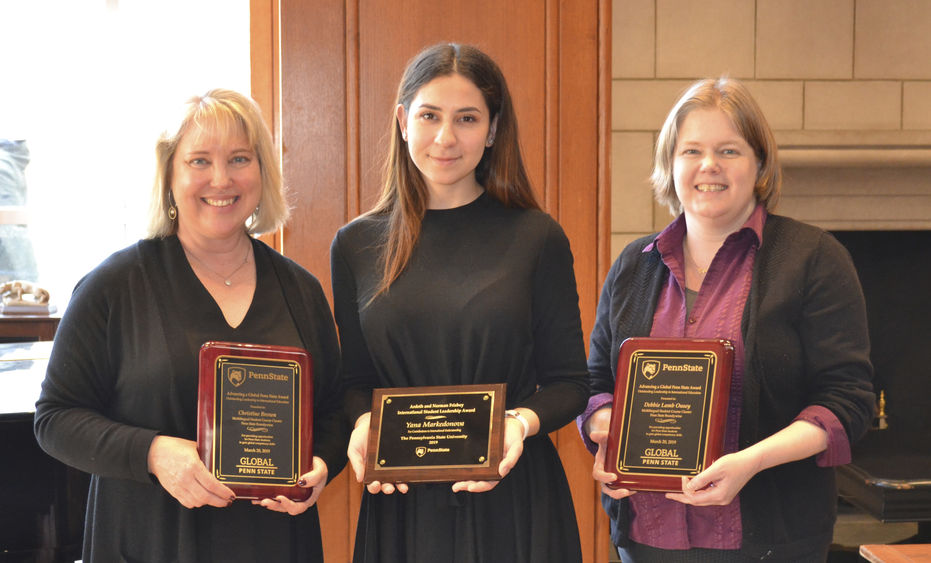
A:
[[576, 393, 614, 455], [133, 429, 161, 483], [795, 405, 851, 467]]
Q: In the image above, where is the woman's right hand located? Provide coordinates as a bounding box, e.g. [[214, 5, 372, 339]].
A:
[[591, 430, 636, 500], [587, 408, 636, 500], [347, 411, 409, 495], [147, 435, 235, 508]]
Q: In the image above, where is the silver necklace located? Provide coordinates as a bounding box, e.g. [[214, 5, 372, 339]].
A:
[[185, 242, 251, 287]]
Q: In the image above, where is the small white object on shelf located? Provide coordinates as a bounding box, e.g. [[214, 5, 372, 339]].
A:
[[0, 280, 56, 315]]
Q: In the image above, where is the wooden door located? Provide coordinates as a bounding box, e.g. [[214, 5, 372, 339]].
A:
[[252, 1, 611, 560]]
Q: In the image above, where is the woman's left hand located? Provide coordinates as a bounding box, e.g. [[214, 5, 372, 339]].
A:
[[666, 419, 830, 506], [253, 456, 328, 515], [451, 412, 527, 493], [665, 449, 759, 506]]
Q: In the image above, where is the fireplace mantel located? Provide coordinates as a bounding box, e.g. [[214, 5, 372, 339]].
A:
[[772, 131, 931, 230], [781, 147, 931, 168]]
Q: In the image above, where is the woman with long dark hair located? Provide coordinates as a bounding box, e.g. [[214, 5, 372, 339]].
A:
[[330, 43, 588, 563]]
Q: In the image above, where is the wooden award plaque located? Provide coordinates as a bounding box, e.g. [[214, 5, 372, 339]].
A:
[[604, 337, 733, 492], [363, 383, 507, 484], [197, 341, 313, 501]]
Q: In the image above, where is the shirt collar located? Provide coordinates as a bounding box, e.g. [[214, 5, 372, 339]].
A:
[[643, 203, 767, 254]]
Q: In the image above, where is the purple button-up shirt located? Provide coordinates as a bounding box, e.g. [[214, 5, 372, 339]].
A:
[[580, 205, 851, 550]]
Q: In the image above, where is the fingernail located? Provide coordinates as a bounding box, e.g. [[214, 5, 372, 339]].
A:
[[298, 479, 307, 487], [229, 495, 236, 502]]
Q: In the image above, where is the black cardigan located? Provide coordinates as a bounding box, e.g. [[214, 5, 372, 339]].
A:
[[588, 214, 874, 560], [34, 237, 347, 562]]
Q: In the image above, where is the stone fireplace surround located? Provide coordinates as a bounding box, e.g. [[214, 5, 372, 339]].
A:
[[778, 129, 931, 465], [788, 139, 931, 537], [607, 0, 931, 541]]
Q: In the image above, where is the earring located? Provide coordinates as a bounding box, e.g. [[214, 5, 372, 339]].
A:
[[167, 191, 177, 221], [402, 131, 408, 142], [486, 137, 495, 147]]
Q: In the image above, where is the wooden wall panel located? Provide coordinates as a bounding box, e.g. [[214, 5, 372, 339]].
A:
[[278, 2, 358, 561], [549, 2, 612, 562], [250, 0, 281, 251], [255, 0, 610, 560], [355, 2, 548, 210], [278, 2, 349, 277]]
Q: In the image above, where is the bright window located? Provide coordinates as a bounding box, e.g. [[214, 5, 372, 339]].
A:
[[0, 0, 251, 310]]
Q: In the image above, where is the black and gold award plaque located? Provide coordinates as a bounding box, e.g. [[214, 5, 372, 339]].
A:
[[604, 337, 733, 492], [364, 383, 506, 484], [197, 341, 313, 501]]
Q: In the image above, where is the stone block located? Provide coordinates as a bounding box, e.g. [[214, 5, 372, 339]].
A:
[[805, 81, 900, 130], [656, 0, 754, 78], [756, 0, 854, 79]]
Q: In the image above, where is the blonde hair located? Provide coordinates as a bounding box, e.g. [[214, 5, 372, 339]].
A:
[[650, 77, 781, 216], [147, 88, 288, 238]]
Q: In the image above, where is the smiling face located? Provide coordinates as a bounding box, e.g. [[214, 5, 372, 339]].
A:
[[673, 107, 760, 233], [397, 73, 496, 208], [170, 121, 261, 245]]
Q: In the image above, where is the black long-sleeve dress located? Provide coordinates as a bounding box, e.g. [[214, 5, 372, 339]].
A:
[[331, 192, 589, 563], [34, 236, 347, 563]]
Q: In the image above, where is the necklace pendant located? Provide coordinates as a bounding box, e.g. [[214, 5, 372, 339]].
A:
[[224, 279, 232, 286]]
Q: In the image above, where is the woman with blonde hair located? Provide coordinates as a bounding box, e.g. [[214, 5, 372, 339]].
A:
[[36, 89, 346, 562]]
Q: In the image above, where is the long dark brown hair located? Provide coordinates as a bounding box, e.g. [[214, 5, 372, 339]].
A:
[[366, 43, 540, 301]]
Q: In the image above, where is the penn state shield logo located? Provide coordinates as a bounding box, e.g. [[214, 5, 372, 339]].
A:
[[641, 360, 660, 380], [415, 447, 427, 458], [228, 368, 246, 387]]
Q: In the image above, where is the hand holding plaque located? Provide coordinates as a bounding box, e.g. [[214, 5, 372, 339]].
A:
[[604, 337, 733, 492], [196, 341, 313, 501], [363, 383, 507, 484]]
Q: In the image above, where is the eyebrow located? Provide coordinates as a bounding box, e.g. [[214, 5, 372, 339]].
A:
[[678, 138, 744, 146], [182, 147, 254, 157], [416, 103, 484, 114]]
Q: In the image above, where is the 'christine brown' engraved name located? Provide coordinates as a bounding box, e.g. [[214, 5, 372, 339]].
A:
[[237, 410, 279, 417]]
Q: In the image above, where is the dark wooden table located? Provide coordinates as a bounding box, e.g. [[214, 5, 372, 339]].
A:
[[0, 312, 60, 342]]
